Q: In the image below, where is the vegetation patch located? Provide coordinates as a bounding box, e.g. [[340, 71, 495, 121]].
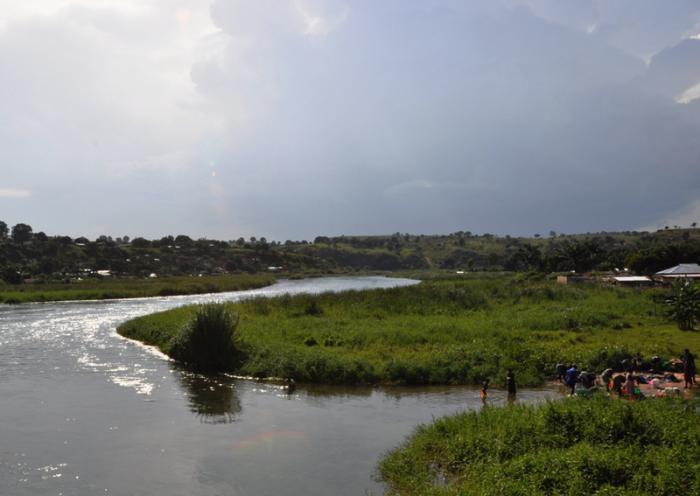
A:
[[0, 274, 274, 304], [118, 276, 700, 386], [378, 396, 700, 495], [170, 304, 239, 372]]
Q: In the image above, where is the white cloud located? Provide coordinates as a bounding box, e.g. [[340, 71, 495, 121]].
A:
[[293, 0, 349, 37], [677, 81, 700, 104], [0, 188, 31, 198]]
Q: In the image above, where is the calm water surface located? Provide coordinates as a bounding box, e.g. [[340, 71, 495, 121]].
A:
[[0, 276, 561, 495]]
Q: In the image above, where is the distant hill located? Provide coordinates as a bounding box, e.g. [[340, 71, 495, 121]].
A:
[[1, 220, 699, 283]]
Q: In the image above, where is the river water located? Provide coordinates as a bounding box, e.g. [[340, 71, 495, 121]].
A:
[[0, 276, 561, 496]]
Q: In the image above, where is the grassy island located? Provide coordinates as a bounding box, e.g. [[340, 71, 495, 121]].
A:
[[0, 273, 275, 304], [117, 275, 700, 386], [379, 396, 700, 495]]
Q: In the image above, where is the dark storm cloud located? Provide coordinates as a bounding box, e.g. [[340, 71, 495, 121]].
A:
[[188, 0, 700, 237]]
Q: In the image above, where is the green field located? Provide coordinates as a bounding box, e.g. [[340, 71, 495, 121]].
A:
[[379, 396, 700, 495], [0, 273, 275, 303], [117, 275, 699, 386]]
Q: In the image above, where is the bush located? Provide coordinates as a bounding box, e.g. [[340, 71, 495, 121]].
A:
[[380, 397, 700, 495], [170, 304, 239, 371]]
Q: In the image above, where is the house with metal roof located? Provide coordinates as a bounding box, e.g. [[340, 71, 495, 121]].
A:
[[654, 263, 700, 280], [612, 275, 654, 287]]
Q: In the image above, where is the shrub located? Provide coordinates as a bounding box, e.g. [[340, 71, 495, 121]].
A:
[[665, 279, 700, 330], [304, 299, 324, 316], [170, 304, 239, 371], [380, 397, 700, 495]]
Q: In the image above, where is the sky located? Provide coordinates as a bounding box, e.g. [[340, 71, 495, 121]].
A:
[[1, 0, 700, 241]]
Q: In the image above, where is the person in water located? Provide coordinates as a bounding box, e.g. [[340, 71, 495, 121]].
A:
[[480, 379, 489, 402], [506, 369, 516, 398]]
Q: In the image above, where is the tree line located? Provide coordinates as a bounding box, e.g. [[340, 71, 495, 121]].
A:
[[1, 220, 699, 283]]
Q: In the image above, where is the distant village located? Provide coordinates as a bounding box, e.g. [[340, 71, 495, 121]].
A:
[[556, 263, 700, 287]]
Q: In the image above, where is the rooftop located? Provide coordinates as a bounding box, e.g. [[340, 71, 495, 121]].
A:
[[656, 263, 700, 275], [613, 276, 651, 282]]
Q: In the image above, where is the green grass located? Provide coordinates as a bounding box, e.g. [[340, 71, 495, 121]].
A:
[[117, 276, 700, 386], [0, 274, 275, 303], [378, 396, 700, 495]]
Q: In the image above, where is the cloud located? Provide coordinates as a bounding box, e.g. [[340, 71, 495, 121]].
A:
[[191, 0, 700, 237], [512, 0, 700, 59], [1, 1, 700, 240], [638, 197, 700, 231], [0, 188, 31, 198]]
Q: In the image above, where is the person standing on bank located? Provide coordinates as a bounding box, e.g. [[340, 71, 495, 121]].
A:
[[565, 364, 578, 396], [601, 368, 613, 392], [506, 369, 516, 399], [555, 363, 567, 383], [683, 349, 696, 388]]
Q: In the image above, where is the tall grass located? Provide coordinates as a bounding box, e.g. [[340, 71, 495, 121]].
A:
[[118, 277, 698, 386], [379, 396, 700, 495], [170, 304, 239, 372]]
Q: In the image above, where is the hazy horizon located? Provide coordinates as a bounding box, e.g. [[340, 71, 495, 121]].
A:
[[2, 1, 700, 240]]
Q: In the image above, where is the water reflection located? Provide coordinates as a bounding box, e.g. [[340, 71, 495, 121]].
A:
[[176, 369, 242, 424]]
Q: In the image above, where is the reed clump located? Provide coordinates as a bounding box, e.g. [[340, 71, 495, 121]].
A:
[[170, 304, 240, 372]]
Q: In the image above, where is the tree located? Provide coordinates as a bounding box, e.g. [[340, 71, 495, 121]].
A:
[[131, 237, 150, 248], [11, 223, 33, 243], [506, 243, 542, 271], [1, 266, 22, 284], [0, 221, 8, 240], [550, 238, 602, 273], [666, 279, 700, 331]]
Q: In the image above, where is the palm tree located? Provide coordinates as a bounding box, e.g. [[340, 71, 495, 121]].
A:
[[552, 239, 602, 273], [666, 279, 700, 331]]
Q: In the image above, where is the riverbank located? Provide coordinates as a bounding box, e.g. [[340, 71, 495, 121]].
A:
[[379, 395, 700, 495], [0, 273, 275, 303], [117, 275, 700, 386]]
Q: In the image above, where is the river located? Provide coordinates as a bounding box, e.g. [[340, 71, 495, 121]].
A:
[[0, 276, 560, 495]]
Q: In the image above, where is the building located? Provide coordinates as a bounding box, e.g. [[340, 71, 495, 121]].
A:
[[654, 263, 700, 281], [556, 275, 595, 285], [612, 275, 653, 287]]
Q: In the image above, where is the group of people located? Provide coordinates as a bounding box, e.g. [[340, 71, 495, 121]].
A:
[[480, 369, 517, 402], [554, 349, 697, 398], [555, 363, 598, 395], [479, 351, 696, 403]]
